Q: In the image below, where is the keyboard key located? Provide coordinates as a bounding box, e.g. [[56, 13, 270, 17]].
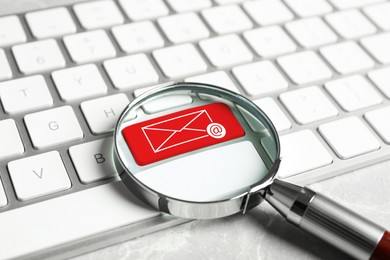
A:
[[286, 17, 338, 48], [0, 119, 24, 160], [253, 97, 292, 132], [284, 0, 333, 17], [325, 10, 376, 40], [153, 44, 207, 79], [185, 71, 240, 94], [329, 0, 385, 9], [81, 93, 129, 134], [70, 138, 117, 184], [52, 64, 107, 101], [364, 2, 390, 31], [243, 26, 297, 58], [361, 32, 390, 64], [365, 106, 390, 144], [166, 0, 211, 12], [0, 75, 53, 114], [320, 42, 375, 75], [64, 30, 116, 64], [277, 51, 332, 85], [232, 61, 288, 96], [201, 5, 252, 34], [0, 179, 6, 207], [158, 12, 210, 44], [319, 116, 380, 159], [214, 0, 245, 4], [119, 0, 169, 21], [104, 54, 159, 90], [74, 0, 124, 30], [368, 67, 390, 98], [12, 39, 65, 74], [8, 151, 71, 201], [243, 0, 293, 26], [133, 85, 193, 114], [325, 75, 383, 112], [0, 16, 26, 47], [0, 181, 159, 259], [25, 106, 83, 149], [280, 86, 338, 124], [112, 21, 164, 54], [25, 7, 76, 39], [0, 49, 12, 80], [199, 34, 253, 68], [277, 130, 333, 178]]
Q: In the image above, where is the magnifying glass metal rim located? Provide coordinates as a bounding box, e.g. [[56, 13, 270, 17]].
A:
[[113, 82, 281, 219]]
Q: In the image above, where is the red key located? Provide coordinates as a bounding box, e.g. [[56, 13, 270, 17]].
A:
[[122, 103, 245, 166]]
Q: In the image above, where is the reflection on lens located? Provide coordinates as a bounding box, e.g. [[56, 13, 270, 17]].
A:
[[115, 83, 279, 203]]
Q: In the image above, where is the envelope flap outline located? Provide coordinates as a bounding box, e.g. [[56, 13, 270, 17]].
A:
[[142, 109, 214, 153]]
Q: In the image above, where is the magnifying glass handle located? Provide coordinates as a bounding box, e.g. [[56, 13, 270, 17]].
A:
[[265, 179, 390, 260]]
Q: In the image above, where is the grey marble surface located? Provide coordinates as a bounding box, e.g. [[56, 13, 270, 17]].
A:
[[1, 1, 390, 259]]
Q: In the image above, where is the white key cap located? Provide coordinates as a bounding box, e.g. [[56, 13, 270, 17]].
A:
[[319, 116, 380, 159], [284, 0, 333, 17], [112, 21, 164, 54], [64, 30, 116, 64], [320, 42, 375, 75], [0, 75, 53, 114], [0, 179, 6, 207], [361, 33, 390, 64], [185, 71, 240, 94], [0, 119, 24, 160], [134, 85, 193, 114], [325, 10, 376, 40], [8, 151, 71, 201], [158, 13, 209, 44], [0, 49, 12, 80], [364, 2, 390, 31], [12, 39, 65, 74], [104, 54, 159, 90], [52, 64, 107, 101], [70, 138, 117, 184], [153, 44, 207, 79], [365, 106, 390, 144], [214, 0, 245, 4], [201, 5, 252, 34], [0, 16, 26, 47], [119, 0, 169, 21], [232, 61, 288, 96], [199, 34, 253, 68], [253, 97, 291, 132], [243, 0, 293, 26], [277, 51, 332, 85], [243, 26, 297, 58], [81, 93, 129, 134], [286, 17, 337, 48], [368, 67, 390, 98], [329, 0, 385, 10], [325, 75, 382, 112], [25, 7, 76, 39], [25, 106, 83, 149], [74, 0, 124, 30], [0, 181, 158, 259], [166, 0, 211, 12], [278, 130, 333, 178], [280, 86, 338, 124]]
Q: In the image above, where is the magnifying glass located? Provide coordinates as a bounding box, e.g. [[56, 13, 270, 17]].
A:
[[113, 82, 389, 260]]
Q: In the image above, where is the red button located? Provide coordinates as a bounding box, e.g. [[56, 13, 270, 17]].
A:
[[122, 103, 245, 166]]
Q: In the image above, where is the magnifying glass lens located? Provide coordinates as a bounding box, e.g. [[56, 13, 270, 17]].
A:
[[114, 83, 280, 209]]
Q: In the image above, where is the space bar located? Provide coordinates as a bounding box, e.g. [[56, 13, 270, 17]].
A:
[[0, 181, 160, 259]]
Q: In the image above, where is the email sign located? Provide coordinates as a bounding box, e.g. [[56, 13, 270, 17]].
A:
[[122, 103, 245, 166]]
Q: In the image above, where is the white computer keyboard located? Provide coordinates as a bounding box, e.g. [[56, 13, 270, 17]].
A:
[[1, 0, 390, 258]]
